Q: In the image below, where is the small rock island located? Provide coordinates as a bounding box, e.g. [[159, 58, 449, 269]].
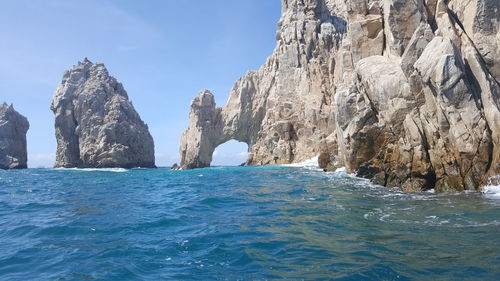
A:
[[51, 58, 155, 168], [0, 103, 29, 169]]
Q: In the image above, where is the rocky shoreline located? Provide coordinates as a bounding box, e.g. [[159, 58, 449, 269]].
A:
[[179, 0, 499, 192]]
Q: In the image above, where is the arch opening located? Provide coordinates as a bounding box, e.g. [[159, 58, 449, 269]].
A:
[[211, 140, 249, 167]]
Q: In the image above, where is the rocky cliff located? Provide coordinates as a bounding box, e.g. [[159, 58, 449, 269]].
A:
[[180, 0, 499, 192], [0, 103, 29, 169], [51, 58, 155, 168]]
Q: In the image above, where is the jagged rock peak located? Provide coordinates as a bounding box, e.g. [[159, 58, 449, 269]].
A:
[[180, 0, 499, 192], [179, 90, 223, 170], [51, 59, 155, 168], [0, 103, 29, 169]]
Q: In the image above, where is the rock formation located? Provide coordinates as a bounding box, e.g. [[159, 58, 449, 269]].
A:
[[180, 0, 499, 192], [51, 58, 155, 168], [0, 103, 29, 169]]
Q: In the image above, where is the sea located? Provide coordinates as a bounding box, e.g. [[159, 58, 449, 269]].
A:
[[1, 159, 499, 280]]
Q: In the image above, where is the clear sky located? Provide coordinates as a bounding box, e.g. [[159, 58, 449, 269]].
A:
[[0, 0, 281, 168]]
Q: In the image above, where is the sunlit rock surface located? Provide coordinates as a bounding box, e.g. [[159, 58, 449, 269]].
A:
[[51, 58, 155, 168], [180, 0, 499, 192]]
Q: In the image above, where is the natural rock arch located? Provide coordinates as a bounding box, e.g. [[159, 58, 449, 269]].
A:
[[179, 88, 260, 169], [180, 0, 500, 192], [179, 0, 344, 170]]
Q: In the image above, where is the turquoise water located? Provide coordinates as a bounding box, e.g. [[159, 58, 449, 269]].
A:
[[0, 165, 499, 280]]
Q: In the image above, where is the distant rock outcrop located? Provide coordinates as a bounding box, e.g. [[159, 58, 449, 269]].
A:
[[0, 103, 29, 169], [51, 58, 155, 168], [180, 0, 500, 192]]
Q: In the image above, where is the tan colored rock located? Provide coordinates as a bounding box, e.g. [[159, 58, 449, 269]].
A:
[[401, 23, 435, 76], [179, 90, 223, 169], [179, 0, 500, 192], [181, 0, 345, 169], [348, 14, 384, 63], [448, 0, 500, 82], [383, 0, 428, 57]]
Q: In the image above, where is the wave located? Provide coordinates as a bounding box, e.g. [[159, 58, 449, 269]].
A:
[[286, 158, 500, 200], [283, 156, 358, 176], [481, 176, 500, 199], [482, 184, 500, 199], [54, 168, 128, 173], [284, 156, 320, 169]]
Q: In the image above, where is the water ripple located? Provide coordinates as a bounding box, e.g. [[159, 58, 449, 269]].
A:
[[0, 167, 498, 280]]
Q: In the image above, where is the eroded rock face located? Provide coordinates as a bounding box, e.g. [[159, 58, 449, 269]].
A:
[[181, 0, 344, 168], [180, 0, 500, 192], [51, 58, 155, 168], [0, 103, 29, 169]]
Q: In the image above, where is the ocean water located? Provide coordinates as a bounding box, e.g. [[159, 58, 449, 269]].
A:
[[0, 164, 499, 281]]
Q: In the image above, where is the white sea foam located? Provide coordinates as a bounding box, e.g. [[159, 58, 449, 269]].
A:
[[55, 168, 128, 173], [285, 156, 320, 169], [482, 184, 500, 199], [282, 156, 364, 181], [480, 176, 500, 199], [334, 167, 347, 173], [284, 155, 500, 202]]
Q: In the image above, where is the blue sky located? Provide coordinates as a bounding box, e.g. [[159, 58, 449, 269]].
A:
[[0, 0, 281, 167]]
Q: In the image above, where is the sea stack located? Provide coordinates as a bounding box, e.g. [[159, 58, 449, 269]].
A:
[[0, 103, 29, 169], [51, 58, 155, 168], [179, 0, 500, 192]]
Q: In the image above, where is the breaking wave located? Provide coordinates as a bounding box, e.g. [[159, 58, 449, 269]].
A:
[[284, 156, 321, 170], [482, 184, 500, 199]]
